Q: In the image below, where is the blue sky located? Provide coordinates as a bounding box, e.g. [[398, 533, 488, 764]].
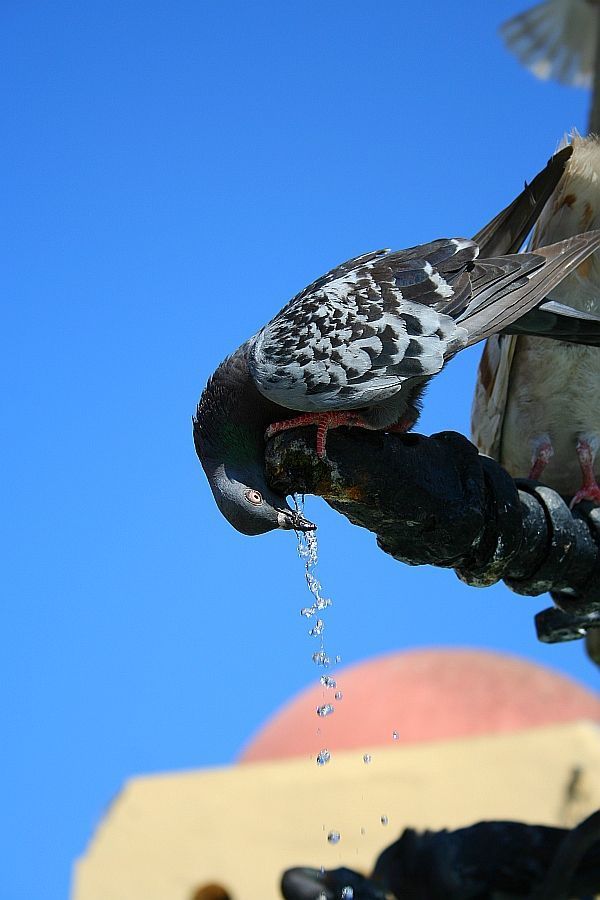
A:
[[2, 2, 597, 897]]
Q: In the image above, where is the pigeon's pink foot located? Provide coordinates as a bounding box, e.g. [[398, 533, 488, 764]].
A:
[[528, 437, 554, 481], [570, 483, 600, 507], [266, 412, 372, 459], [570, 438, 600, 508]]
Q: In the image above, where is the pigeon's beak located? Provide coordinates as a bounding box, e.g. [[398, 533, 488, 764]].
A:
[[277, 508, 317, 531]]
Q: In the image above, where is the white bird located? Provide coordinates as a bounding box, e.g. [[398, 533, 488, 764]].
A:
[[472, 134, 600, 506], [501, 0, 600, 88]]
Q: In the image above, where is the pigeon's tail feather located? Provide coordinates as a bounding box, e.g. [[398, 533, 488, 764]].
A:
[[462, 230, 600, 347], [472, 146, 573, 258], [505, 299, 600, 346], [500, 0, 597, 87]]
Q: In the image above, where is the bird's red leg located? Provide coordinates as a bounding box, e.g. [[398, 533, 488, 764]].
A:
[[316, 420, 329, 458], [570, 438, 600, 508], [528, 436, 554, 481], [265, 413, 324, 441], [265, 412, 374, 459]]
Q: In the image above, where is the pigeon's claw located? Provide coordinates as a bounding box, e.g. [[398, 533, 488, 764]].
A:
[[570, 437, 600, 508], [528, 435, 554, 481], [570, 483, 600, 508], [266, 412, 373, 459]]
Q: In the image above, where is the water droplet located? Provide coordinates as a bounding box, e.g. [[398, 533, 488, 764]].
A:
[[380, 814, 388, 826], [335, 655, 341, 663], [316, 749, 331, 766], [316, 703, 334, 717], [320, 675, 336, 688], [306, 572, 322, 593], [341, 888, 354, 899], [363, 753, 372, 764], [327, 830, 341, 844], [294, 495, 340, 711], [334, 691, 343, 701], [392, 730, 399, 741], [309, 619, 325, 637]]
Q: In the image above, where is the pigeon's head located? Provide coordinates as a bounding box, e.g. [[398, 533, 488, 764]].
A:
[[206, 462, 315, 536], [193, 356, 315, 536]]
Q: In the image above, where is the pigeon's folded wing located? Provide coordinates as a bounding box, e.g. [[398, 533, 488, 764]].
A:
[[248, 236, 600, 411], [471, 334, 517, 459], [248, 239, 479, 412], [459, 233, 600, 345]]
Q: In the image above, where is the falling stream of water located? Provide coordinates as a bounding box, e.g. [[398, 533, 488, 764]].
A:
[[293, 495, 391, 875], [293, 495, 342, 831], [294, 495, 336, 681]]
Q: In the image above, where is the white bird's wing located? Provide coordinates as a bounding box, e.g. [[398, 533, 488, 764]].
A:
[[472, 146, 573, 258], [529, 135, 600, 314], [471, 334, 518, 460], [501, 0, 597, 87], [471, 136, 600, 469]]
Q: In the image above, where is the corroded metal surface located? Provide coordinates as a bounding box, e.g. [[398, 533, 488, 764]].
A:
[[266, 428, 600, 643]]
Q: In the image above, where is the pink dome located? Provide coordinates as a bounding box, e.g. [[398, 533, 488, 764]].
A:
[[240, 648, 600, 763]]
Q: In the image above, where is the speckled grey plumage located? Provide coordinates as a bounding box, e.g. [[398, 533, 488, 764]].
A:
[[194, 148, 600, 535], [247, 241, 473, 428]]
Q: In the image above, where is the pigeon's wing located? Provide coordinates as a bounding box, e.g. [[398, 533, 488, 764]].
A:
[[249, 233, 600, 412], [472, 146, 573, 258], [290, 248, 391, 302], [500, 0, 597, 87], [471, 334, 518, 459], [248, 239, 480, 413], [248, 232, 600, 412], [472, 140, 600, 344], [528, 135, 600, 317], [458, 232, 600, 346]]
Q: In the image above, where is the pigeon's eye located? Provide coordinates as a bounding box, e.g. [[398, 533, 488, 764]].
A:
[[245, 489, 263, 505]]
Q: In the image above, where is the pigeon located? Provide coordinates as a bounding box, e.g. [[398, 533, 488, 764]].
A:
[[193, 149, 600, 536], [500, 0, 599, 88], [472, 134, 600, 506]]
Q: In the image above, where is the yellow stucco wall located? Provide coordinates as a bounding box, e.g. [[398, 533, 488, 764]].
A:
[[73, 721, 600, 900]]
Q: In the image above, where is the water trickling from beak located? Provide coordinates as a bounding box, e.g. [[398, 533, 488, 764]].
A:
[[293, 494, 342, 747]]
